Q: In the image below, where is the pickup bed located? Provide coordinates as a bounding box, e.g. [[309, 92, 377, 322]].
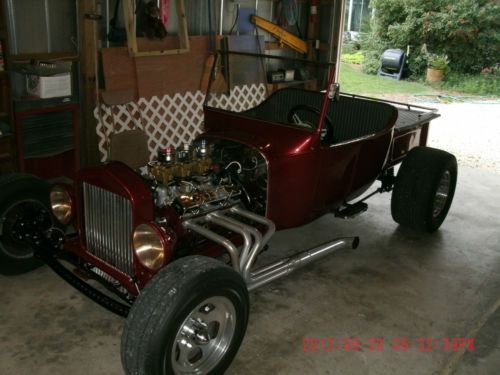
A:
[[377, 96, 441, 165]]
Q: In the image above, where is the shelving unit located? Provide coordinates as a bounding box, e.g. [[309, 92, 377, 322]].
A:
[[14, 99, 80, 180], [0, 134, 16, 173], [0, 0, 81, 179], [0, 1, 17, 174]]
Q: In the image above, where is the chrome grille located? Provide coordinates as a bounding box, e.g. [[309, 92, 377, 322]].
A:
[[82, 183, 134, 275]]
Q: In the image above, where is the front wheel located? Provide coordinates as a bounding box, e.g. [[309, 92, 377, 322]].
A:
[[121, 256, 249, 375], [391, 147, 457, 233]]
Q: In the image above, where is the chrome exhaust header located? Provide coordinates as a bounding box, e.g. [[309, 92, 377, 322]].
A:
[[183, 220, 242, 272], [247, 237, 359, 291], [183, 207, 358, 290]]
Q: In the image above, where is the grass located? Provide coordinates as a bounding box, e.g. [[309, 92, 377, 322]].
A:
[[340, 52, 364, 65], [431, 71, 500, 96], [339, 62, 500, 97], [339, 63, 434, 97]]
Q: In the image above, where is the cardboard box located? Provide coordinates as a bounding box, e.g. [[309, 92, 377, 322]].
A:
[[26, 72, 72, 99]]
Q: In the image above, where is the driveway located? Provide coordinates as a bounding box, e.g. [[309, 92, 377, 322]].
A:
[[426, 101, 500, 174], [380, 93, 500, 174]]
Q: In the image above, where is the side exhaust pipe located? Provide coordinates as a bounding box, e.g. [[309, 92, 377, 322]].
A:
[[247, 237, 359, 291], [183, 206, 359, 291]]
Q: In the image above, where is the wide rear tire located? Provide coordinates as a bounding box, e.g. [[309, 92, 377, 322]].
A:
[[121, 256, 249, 375], [391, 147, 457, 233]]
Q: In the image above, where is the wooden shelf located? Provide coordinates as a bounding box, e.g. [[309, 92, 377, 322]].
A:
[[10, 52, 79, 63], [267, 79, 317, 93], [265, 41, 330, 52], [0, 2, 16, 173]]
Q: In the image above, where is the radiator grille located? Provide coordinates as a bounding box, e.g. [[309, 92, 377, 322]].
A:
[[82, 183, 134, 275]]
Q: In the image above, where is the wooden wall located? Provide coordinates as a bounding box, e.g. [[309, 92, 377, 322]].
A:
[[101, 35, 211, 99]]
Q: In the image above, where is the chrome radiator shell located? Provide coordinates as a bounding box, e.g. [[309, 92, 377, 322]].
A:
[[82, 182, 134, 275]]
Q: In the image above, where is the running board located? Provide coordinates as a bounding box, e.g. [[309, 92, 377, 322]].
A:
[[183, 206, 359, 290], [334, 202, 368, 219]]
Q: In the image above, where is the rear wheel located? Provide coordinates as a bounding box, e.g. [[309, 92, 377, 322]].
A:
[[121, 256, 249, 375], [391, 147, 457, 233], [0, 174, 54, 275]]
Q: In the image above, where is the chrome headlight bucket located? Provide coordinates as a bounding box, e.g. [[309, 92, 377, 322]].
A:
[[50, 184, 74, 224], [133, 223, 170, 271]]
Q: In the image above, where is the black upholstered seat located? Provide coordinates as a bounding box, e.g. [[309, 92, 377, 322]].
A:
[[244, 88, 397, 144]]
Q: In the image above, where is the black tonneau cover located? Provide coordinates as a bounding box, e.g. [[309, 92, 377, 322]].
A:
[[342, 93, 440, 132]]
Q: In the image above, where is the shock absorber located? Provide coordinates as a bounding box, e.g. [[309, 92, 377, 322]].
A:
[[381, 167, 395, 191]]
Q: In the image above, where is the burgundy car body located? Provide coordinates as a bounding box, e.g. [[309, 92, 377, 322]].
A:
[[58, 65, 436, 296]]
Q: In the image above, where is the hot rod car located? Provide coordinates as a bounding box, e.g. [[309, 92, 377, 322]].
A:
[[0, 53, 457, 374]]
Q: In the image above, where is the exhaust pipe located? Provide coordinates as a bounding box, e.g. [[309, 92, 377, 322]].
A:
[[183, 220, 241, 272], [183, 206, 359, 291], [247, 236, 359, 291]]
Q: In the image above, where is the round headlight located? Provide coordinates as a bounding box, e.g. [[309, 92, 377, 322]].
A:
[[133, 223, 166, 271], [50, 184, 73, 224]]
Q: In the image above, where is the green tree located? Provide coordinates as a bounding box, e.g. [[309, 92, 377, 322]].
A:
[[361, 0, 500, 75]]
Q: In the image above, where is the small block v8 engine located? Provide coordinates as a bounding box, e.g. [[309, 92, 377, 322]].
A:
[[140, 138, 267, 218]]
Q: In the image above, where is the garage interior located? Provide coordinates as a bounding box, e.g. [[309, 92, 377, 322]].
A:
[[0, 1, 499, 375]]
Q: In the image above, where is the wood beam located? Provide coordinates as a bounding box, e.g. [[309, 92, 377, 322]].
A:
[[79, 0, 100, 166]]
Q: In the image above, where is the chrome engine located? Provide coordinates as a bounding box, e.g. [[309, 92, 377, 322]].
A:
[[140, 138, 268, 218]]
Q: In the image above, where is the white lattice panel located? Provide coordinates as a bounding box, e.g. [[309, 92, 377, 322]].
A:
[[206, 84, 267, 112], [94, 84, 267, 162]]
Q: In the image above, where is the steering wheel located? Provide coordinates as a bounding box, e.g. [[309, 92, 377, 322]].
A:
[[287, 104, 334, 143]]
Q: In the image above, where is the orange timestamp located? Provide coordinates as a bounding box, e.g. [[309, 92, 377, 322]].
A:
[[302, 337, 475, 352]]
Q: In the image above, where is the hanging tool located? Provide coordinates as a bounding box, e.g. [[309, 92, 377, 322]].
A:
[[160, 0, 169, 26], [250, 15, 308, 54]]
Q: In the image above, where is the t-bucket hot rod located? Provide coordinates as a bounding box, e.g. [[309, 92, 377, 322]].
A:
[[0, 52, 457, 374]]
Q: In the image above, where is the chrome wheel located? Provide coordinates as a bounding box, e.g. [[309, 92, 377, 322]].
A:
[[171, 296, 237, 374], [122, 256, 249, 375], [432, 170, 451, 218]]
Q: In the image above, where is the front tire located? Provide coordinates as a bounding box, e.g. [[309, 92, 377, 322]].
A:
[[0, 173, 54, 275], [391, 147, 457, 233], [121, 256, 249, 375]]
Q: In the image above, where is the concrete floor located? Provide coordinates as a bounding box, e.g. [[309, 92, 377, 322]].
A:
[[1, 165, 499, 375]]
